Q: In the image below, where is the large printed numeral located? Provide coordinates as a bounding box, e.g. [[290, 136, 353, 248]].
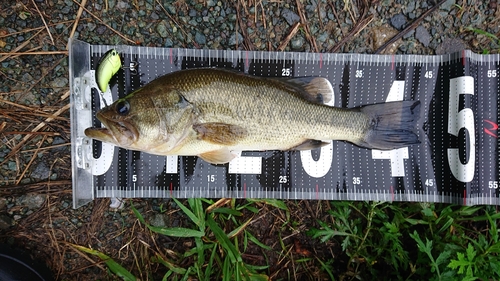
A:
[[300, 84, 335, 178], [448, 76, 475, 182], [371, 80, 409, 177]]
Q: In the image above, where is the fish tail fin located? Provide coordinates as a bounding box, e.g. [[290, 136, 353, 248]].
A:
[[355, 101, 421, 150]]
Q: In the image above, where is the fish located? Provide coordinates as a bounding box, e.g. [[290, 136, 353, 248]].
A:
[[85, 68, 420, 164], [95, 49, 122, 93]]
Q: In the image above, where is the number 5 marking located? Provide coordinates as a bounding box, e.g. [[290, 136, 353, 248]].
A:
[[448, 76, 475, 183]]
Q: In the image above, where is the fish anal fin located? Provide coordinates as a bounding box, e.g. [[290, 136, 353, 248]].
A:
[[272, 77, 333, 104], [199, 148, 236, 164], [193, 123, 247, 145], [289, 139, 330, 151]]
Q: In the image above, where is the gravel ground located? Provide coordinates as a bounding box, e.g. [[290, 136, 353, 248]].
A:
[[0, 0, 499, 280]]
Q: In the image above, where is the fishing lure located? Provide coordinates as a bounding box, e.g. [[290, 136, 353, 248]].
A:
[[95, 49, 122, 93]]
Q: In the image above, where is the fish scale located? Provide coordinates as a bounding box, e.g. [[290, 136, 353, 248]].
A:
[[70, 39, 500, 208]]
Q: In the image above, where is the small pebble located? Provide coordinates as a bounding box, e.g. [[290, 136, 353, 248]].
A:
[[281, 8, 300, 26], [390, 14, 406, 30], [415, 26, 431, 47]]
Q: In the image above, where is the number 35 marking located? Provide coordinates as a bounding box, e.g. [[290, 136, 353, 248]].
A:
[[448, 76, 475, 183]]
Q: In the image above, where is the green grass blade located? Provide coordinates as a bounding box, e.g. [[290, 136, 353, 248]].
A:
[[173, 197, 202, 229], [189, 198, 206, 230], [207, 215, 242, 263], [228, 217, 253, 238], [316, 258, 335, 281], [204, 243, 218, 280], [466, 27, 499, 41], [71, 244, 137, 281], [212, 207, 243, 216], [247, 199, 288, 211], [195, 237, 205, 268], [147, 225, 205, 237], [152, 254, 187, 274], [223, 255, 231, 281], [247, 232, 272, 251], [130, 203, 146, 225], [438, 216, 454, 234]]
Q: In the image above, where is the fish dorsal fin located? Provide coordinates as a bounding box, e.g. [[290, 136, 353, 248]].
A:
[[199, 148, 237, 164], [193, 123, 247, 145], [272, 77, 333, 104], [289, 139, 330, 151]]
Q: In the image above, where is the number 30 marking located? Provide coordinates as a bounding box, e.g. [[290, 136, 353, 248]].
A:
[[448, 76, 475, 183]]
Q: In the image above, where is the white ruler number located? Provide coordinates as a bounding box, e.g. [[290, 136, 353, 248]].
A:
[[448, 76, 475, 183], [300, 88, 336, 178], [371, 80, 409, 177]]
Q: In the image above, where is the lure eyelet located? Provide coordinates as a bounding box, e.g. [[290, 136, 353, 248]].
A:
[[116, 100, 130, 116]]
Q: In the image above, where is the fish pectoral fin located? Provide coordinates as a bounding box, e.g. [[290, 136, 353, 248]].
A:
[[271, 77, 333, 104], [193, 123, 247, 145], [199, 148, 237, 164], [289, 139, 330, 151]]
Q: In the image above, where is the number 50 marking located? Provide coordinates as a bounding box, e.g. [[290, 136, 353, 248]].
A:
[[448, 76, 475, 183]]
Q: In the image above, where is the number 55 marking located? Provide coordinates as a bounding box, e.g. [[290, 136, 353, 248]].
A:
[[448, 76, 475, 183]]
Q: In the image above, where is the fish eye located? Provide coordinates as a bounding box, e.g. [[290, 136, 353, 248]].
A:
[[116, 100, 130, 115]]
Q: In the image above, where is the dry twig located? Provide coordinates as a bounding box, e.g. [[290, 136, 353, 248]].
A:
[[155, 0, 199, 48], [0, 51, 68, 56], [278, 22, 301, 51], [236, 1, 256, 51], [68, 0, 88, 49], [374, 0, 447, 54], [0, 100, 70, 166], [31, 0, 55, 45], [15, 56, 67, 102], [295, 0, 319, 52], [0, 29, 43, 63], [70, 0, 135, 44], [328, 0, 372, 53]]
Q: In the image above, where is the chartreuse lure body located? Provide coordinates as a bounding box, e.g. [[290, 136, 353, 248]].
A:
[[95, 49, 121, 92]]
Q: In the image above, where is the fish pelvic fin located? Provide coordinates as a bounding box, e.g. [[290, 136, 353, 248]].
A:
[[356, 101, 421, 150], [289, 139, 330, 151], [199, 148, 237, 164], [271, 76, 333, 104], [193, 123, 248, 145]]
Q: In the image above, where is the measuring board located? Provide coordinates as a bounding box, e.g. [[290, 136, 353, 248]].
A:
[[69, 39, 500, 208]]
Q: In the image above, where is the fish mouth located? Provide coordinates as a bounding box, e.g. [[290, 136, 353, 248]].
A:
[[84, 112, 138, 146]]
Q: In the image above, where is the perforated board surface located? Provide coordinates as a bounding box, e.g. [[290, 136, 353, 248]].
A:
[[69, 39, 500, 208]]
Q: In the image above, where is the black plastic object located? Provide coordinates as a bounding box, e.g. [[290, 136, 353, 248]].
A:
[[0, 244, 53, 281]]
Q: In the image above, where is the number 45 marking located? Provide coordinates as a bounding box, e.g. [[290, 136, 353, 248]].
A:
[[371, 80, 409, 177]]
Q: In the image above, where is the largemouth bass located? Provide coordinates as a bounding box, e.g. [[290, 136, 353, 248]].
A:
[[85, 68, 420, 164]]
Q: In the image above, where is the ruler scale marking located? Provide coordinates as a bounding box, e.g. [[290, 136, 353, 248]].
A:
[[71, 40, 500, 208]]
